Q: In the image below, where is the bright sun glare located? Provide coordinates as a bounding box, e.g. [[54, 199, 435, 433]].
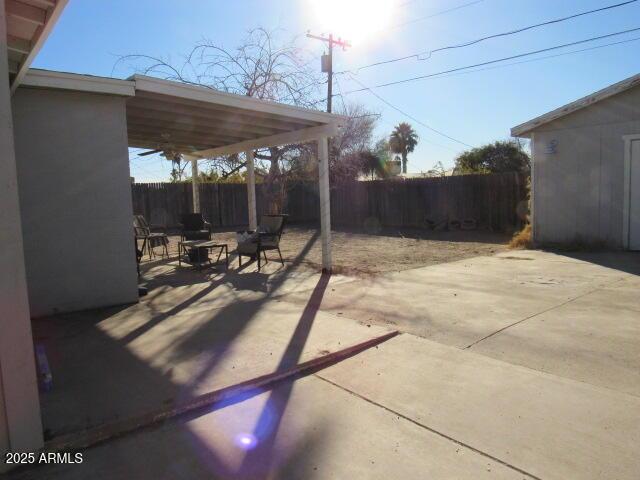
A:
[[308, 0, 397, 45]]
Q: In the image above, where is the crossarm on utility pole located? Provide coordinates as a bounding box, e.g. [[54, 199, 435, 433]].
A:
[[306, 32, 351, 113]]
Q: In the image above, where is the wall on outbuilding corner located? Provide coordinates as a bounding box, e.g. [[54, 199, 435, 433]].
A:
[[11, 87, 138, 317], [530, 86, 640, 248]]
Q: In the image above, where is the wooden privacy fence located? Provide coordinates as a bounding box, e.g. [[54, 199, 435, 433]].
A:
[[132, 172, 528, 232]]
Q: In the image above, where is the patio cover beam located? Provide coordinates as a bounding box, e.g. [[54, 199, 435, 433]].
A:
[[126, 123, 246, 146], [126, 112, 279, 139], [189, 123, 339, 159], [128, 136, 215, 152]]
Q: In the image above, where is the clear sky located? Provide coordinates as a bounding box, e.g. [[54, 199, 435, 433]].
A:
[[33, 0, 640, 181]]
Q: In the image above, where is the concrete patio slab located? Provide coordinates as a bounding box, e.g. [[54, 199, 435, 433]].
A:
[[317, 334, 640, 480], [469, 274, 640, 396], [9, 375, 526, 480], [280, 251, 635, 349], [138, 260, 354, 316], [23, 249, 639, 479], [34, 272, 392, 438]]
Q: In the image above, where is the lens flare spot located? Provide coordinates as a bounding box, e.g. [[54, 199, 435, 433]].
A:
[[235, 433, 258, 450]]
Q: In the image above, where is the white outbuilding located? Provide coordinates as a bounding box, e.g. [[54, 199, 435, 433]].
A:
[[512, 73, 640, 250]]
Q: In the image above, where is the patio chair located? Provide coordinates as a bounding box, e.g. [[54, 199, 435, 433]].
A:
[[179, 213, 212, 241], [133, 215, 169, 259], [237, 214, 287, 271]]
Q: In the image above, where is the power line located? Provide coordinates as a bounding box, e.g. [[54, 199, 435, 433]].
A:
[[417, 0, 639, 60], [334, 73, 348, 112], [303, 2, 484, 96], [302, 0, 486, 54], [336, 34, 640, 150], [390, 0, 486, 32], [346, 74, 474, 149], [339, 72, 433, 155], [303, 1, 490, 98], [414, 35, 640, 81], [338, 26, 640, 94], [337, 0, 638, 74]]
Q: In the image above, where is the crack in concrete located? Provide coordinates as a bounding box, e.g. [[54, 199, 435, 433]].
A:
[[315, 374, 543, 480], [463, 277, 628, 350]]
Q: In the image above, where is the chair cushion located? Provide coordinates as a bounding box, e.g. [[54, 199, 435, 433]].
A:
[[236, 231, 258, 243], [237, 242, 258, 254], [181, 214, 206, 230], [260, 238, 279, 248]]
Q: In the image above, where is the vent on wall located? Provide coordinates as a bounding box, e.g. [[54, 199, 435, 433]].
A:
[[544, 139, 558, 155]]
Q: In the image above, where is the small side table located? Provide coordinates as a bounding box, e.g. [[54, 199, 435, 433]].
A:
[[178, 240, 229, 271]]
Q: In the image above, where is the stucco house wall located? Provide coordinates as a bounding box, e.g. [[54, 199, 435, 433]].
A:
[[529, 86, 640, 247], [11, 87, 138, 317], [0, 8, 43, 465]]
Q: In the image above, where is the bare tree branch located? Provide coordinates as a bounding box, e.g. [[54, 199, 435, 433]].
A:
[[117, 29, 379, 202]]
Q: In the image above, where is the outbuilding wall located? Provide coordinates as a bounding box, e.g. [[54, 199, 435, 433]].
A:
[[11, 87, 138, 317], [530, 86, 640, 248]]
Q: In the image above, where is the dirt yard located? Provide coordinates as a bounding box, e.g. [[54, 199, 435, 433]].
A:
[[147, 226, 509, 276]]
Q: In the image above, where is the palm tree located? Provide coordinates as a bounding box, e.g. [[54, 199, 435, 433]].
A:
[[361, 150, 385, 180], [389, 122, 419, 174]]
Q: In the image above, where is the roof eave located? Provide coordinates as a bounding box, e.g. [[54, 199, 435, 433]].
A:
[[511, 125, 532, 138], [511, 72, 640, 137], [9, 0, 69, 93], [20, 69, 136, 96]]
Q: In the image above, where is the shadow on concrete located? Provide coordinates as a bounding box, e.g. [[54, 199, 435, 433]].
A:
[[32, 231, 322, 439], [235, 273, 330, 479], [170, 232, 320, 397], [32, 306, 189, 438], [24, 230, 333, 479], [550, 250, 640, 276]]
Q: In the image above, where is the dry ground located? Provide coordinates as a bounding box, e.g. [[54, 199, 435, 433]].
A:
[[144, 225, 509, 275]]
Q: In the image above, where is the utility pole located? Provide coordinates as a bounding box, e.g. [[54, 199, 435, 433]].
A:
[[306, 33, 351, 113]]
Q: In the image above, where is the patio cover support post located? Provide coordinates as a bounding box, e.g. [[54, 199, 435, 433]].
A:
[[245, 150, 257, 230], [190, 157, 200, 213], [0, 0, 44, 464], [317, 136, 332, 271]]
